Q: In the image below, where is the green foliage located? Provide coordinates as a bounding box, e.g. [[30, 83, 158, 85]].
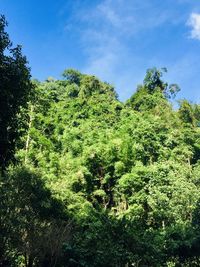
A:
[[13, 66, 200, 266], [1, 17, 200, 265], [127, 68, 180, 113], [0, 15, 32, 170], [178, 99, 200, 127], [144, 67, 168, 93], [143, 67, 180, 98], [0, 166, 71, 266], [62, 69, 82, 85]]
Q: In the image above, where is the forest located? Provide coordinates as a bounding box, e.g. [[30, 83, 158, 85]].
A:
[[1, 14, 200, 267]]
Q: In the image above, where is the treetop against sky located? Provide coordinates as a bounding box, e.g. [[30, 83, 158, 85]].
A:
[[1, 0, 200, 101]]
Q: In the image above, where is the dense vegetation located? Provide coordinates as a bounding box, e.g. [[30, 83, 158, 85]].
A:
[[1, 15, 200, 267]]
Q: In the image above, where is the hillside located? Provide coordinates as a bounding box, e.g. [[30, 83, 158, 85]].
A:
[[1, 67, 200, 266]]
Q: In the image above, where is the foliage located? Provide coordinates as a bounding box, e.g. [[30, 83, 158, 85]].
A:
[[12, 66, 200, 266], [0, 15, 32, 171], [1, 15, 200, 266], [0, 166, 71, 266]]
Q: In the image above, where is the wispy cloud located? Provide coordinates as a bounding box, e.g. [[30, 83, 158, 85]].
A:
[[61, 0, 199, 100], [72, 0, 176, 95], [187, 13, 200, 40], [78, 0, 175, 37]]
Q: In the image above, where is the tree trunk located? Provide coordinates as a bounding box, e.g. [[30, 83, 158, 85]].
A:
[[25, 105, 34, 164]]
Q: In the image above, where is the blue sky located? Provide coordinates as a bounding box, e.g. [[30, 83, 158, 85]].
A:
[[1, 0, 200, 102]]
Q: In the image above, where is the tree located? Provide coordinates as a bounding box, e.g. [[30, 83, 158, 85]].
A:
[[144, 67, 168, 93], [4, 61, 200, 266], [62, 69, 82, 85], [0, 15, 32, 171], [0, 166, 71, 267], [143, 67, 180, 98], [126, 68, 180, 113], [179, 100, 197, 125]]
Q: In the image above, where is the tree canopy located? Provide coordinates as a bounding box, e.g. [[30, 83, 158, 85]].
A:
[[0, 15, 32, 171], [1, 15, 200, 267]]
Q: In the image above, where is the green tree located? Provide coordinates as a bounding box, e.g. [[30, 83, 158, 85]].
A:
[[0, 15, 32, 171], [13, 67, 200, 266], [0, 166, 71, 267]]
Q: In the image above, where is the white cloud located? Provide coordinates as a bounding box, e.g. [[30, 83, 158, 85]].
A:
[[97, 2, 122, 28], [62, 0, 193, 100], [77, 0, 175, 97], [187, 13, 200, 40]]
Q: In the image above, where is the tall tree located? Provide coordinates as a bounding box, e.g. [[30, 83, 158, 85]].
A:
[[0, 15, 32, 170]]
